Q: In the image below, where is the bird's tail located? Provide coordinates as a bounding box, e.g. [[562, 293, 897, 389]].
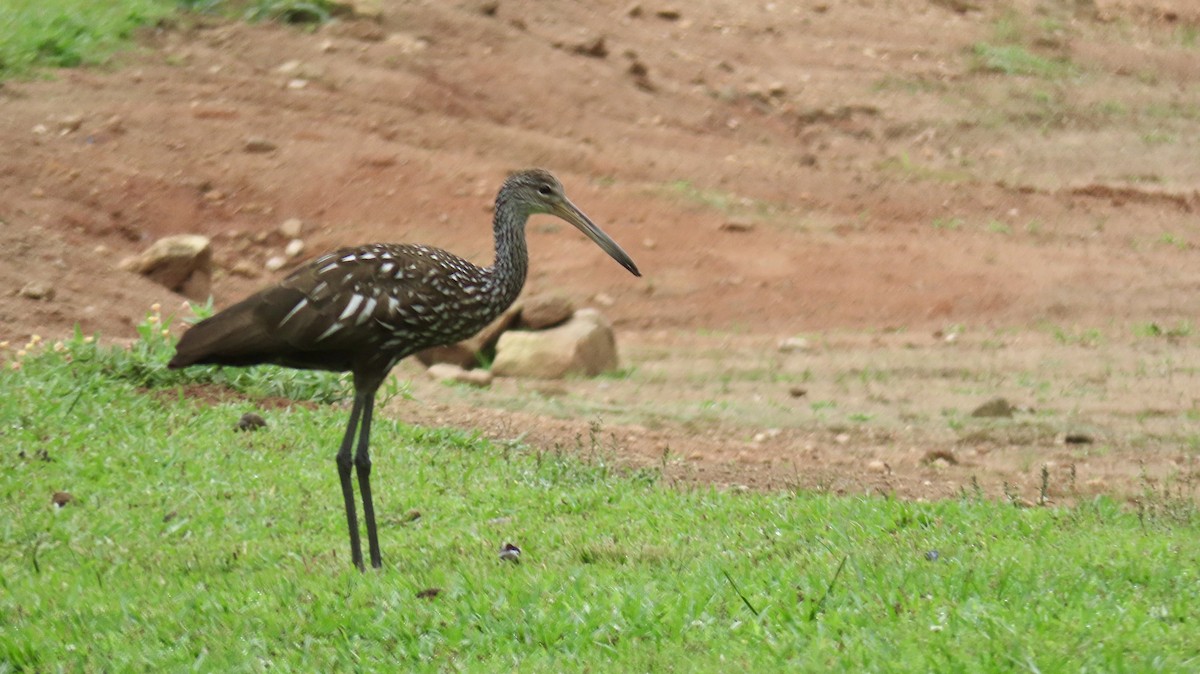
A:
[[168, 298, 274, 369]]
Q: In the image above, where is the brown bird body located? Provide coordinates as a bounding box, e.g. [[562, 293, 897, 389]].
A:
[[168, 169, 640, 570]]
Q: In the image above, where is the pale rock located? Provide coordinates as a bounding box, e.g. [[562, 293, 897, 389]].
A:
[[18, 281, 55, 301], [426, 363, 493, 387], [492, 309, 619, 379], [229, 260, 261, 278], [265, 256, 287, 272], [330, 0, 384, 20], [244, 137, 277, 153], [119, 234, 212, 300], [518, 293, 574, 330], [284, 239, 305, 258], [279, 217, 304, 238], [778, 336, 811, 353], [867, 459, 889, 474], [971, 397, 1014, 418]]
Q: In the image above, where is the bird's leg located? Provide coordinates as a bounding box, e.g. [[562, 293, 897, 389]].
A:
[[337, 392, 366, 571], [354, 391, 382, 569]]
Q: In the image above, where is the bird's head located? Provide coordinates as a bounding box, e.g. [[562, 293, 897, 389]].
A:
[[501, 168, 641, 277]]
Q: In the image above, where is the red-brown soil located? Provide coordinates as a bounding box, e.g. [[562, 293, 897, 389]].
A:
[[2, 0, 1199, 502]]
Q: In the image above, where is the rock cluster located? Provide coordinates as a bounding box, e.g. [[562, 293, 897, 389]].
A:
[[422, 293, 622, 385], [119, 234, 213, 301]]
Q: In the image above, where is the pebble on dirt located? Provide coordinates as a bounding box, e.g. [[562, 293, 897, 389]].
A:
[[18, 281, 54, 301], [284, 239, 305, 259], [970, 397, 1014, 418], [778, 336, 810, 353], [426, 362, 493, 387], [243, 137, 278, 153], [278, 217, 304, 239]]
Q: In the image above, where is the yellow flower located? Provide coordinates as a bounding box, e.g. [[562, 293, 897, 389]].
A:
[[151, 302, 162, 313], [161, 329, 171, 338], [0, 341, 8, 349], [16, 349, 27, 358], [82, 336, 95, 344], [29, 334, 42, 344]]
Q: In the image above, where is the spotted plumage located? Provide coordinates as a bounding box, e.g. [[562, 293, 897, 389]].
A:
[[168, 168, 641, 570]]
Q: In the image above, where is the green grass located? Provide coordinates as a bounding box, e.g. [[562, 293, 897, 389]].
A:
[[0, 0, 338, 79], [970, 43, 1074, 78], [0, 0, 176, 77], [3, 333, 1200, 670]]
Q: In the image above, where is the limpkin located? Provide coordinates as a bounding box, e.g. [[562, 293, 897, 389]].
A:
[[168, 169, 640, 570]]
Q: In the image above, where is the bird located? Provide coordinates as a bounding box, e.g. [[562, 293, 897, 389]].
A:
[[168, 168, 640, 570]]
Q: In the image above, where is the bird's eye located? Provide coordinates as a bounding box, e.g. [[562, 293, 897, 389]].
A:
[[537, 184, 553, 196]]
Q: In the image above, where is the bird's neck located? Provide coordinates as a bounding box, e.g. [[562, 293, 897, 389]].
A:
[[485, 194, 529, 308]]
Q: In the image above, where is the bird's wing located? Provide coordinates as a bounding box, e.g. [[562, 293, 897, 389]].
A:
[[263, 243, 489, 351]]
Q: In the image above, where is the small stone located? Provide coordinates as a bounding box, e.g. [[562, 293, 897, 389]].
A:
[[18, 281, 54, 301], [229, 261, 260, 278], [866, 459, 889, 474], [752, 428, 782, 443], [385, 33, 429, 53], [492, 309, 619, 379], [286, 79, 308, 90], [102, 115, 125, 134], [277, 60, 302, 74], [244, 137, 277, 153], [319, 39, 336, 53], [778, 336, 810, 353], [788, 386, 807, 398], [499, 543, 521, 563], [835, 433, 850, 444], [284, 239, 305, 259], [570, 36, 608, 59], [279, 218, 304, 238], [329, 0, 384, 20], [592, 292, 615, 307], [52, 491, 73, 507], [971, 397, 1014, 418], [32, 124, 48, 135], [642, 238, 657, 249], [719, 220, 754, 233], [655, 7, 681, 20], [120, 234, 213, 301], [924, 550, 939, 561], [236, 413, 267, 432], [518, 293, 575, 330], [427, 363, 493, 387], [921, 449, 958, 465], [57, 113, 84, 133], [626, 3, 643, 17], [265, 256, 287, 272]]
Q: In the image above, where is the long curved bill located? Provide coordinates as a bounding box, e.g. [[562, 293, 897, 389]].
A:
[[553, 199, 642, 277]]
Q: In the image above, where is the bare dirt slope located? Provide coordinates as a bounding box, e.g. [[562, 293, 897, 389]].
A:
[[2, 0, 1198, 501]]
